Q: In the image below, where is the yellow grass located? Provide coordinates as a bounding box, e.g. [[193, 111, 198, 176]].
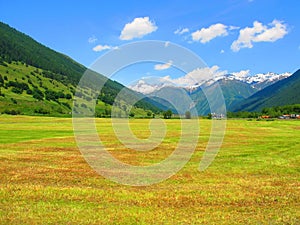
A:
[[0, 116, 299, 224]]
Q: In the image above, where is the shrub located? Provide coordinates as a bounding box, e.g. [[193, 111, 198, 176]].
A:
[[3, 109, 20, 115], [32, 88, 44, 100], [10, 98, 17, 104], [26, 89, 33, 95], [34, 107, 50, 114], [11, 87, 23, 94], [61, 102, 71, 109], [163, 110, 172, 119]]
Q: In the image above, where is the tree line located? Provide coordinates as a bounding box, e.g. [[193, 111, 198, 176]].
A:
[[227, 104, 300, 118]]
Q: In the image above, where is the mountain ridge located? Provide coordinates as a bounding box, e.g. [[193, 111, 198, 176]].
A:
[[129, 71, 292, 115], [129, 71, 291, 95], [233, 69, 300, 112]]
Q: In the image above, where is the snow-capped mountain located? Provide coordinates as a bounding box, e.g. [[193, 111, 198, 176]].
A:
[[221, 72, 291, 90], [245, 72, 291, 84], [219, 72, 291, 84], [128, 70, 293, 115], [129, 71, 292, 94]]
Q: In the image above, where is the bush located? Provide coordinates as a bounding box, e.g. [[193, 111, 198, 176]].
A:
[[32, 88, 44, 100], [61, 102, 71, 109], [11, 87, 23, 94], [3, 109, 20, 115], [45, 90, 58, 101], [7, 81, 29, 93], [129, 112, 135, 118], [34, 107, 50, 114], [10, 98, 17, 104], [0, 74, 4, 86], [185, 111, 191, 119], [163, 110, 172, 119]]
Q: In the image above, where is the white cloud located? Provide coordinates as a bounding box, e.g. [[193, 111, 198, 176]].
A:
[[254, 20, 288, 42], [119, 17, 157, 40], [172, 66, 227, 86], [174, 28, 189, 35], [191, 23, 228, 43], [92, 45, 118, 52], [88, 35, 97, 44], [220, 49, 225, 54], [164, 41, 170, 47], [130, 80, 159, 94], [129, 76, 174, 94], [232, 70, 250, 78], [231, 20, 288, 52], [129, 67, 257, 94], [154, 60, 173, 70]]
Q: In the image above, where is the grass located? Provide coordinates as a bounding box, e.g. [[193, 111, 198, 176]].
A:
[[0, 115, 299, 224]]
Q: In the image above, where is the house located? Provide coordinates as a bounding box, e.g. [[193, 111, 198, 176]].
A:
[[261, 115, 270, 119], [282, 114, 290, 119], [278, 114, 300, 119], [211, 113, 225, 119]]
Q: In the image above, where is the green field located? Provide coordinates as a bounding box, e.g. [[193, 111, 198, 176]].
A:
[[0, 115, 299, 224]]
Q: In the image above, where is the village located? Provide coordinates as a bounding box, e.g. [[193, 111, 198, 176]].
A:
[[261, 114, 300, 119]]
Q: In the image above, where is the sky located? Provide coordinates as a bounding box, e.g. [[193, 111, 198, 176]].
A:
[[1, 0, 299, 86]]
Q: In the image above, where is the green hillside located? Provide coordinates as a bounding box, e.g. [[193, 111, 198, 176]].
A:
[[146, 79, 256, 116], [0, 22, 162, 117], [217, 79, 257, 110], [234, 69, 300, 112], [188, 79, 256, 115]]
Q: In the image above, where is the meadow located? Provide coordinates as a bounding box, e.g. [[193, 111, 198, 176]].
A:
[[0, 115, 299, 224]]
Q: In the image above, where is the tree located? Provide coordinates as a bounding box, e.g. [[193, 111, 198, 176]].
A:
[[104, 108, 111, 117], [129, 112, 135, 118], [207, 113, 212, 119], [32, 88, 44, 101], [163, 109, 172, 119], [0, 74, 4, 86], [65, 93, 72, 99], [185, 111, 191, 119]]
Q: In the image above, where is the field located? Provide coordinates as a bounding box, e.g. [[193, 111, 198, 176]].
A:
[[0, 115, 299, 224]]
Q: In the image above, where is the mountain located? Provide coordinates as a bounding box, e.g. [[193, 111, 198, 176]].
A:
[[130, 72, 291, 94], [0, 22, 162, 117], [192, 79, 257, 113], [142, 79, 255, 115], [129, 71, 291, 115], [148, 86, 191, 114], [233, 69, 300, 112], [218, 72, 291, 90]]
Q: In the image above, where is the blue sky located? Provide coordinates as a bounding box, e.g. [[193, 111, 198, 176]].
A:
[[1, 0, 299, 85]]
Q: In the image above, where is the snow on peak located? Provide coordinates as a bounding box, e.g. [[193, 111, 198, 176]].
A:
[[128, 66, 292, 94], [245, 72, 291, 84]]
